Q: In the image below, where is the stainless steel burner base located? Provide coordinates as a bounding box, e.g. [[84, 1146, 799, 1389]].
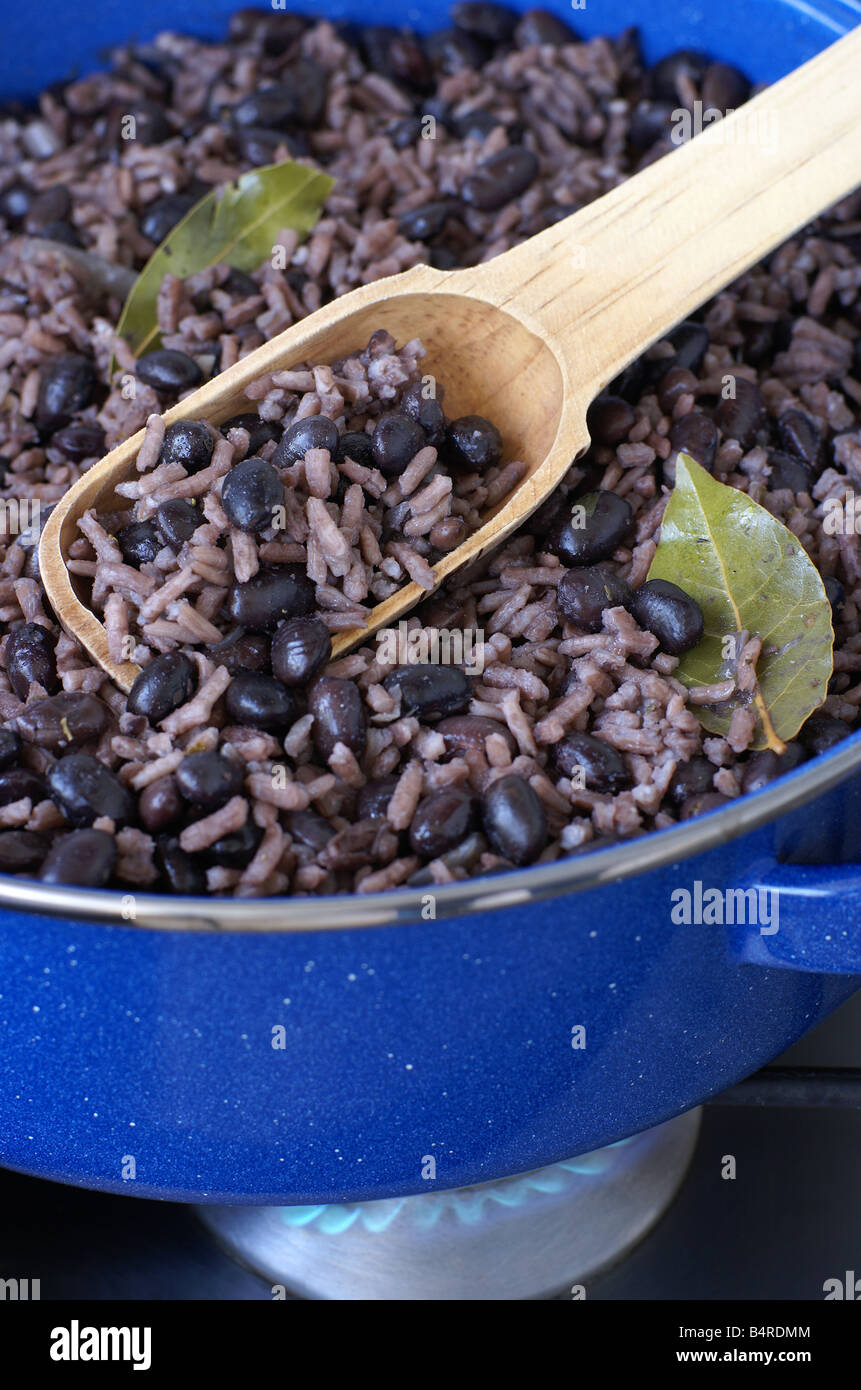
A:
[[196, 1108, 701, 1300]]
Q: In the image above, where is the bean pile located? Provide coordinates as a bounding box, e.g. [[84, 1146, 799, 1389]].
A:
[[0, 6, 857, 898]]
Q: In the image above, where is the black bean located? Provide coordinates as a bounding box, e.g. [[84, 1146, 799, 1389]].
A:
[[128, 99, 172, 144], [767, 449, 813, 494], [334, 429, 376, 468], [139, 191, 198, 243], [159, 419, 212, 480], [235, 125, 287, 164], [286, 807, 336, 853], [0, 828, 49, 873], [371, 413, 427, 476], [453, 2, 517, 40], [382, 664, 472, 719], [557, 566, 633, 632], [425, 28, 490, 74], [429, 515, 467, 550], [369, 30, 433, 90], [777, 409, 823, 469], [5, 623, 58, 699], [461, 146, 538, 212], [309, 676, 367, 760], [40, 219, 83, 247], [666, 320, 710, 373], [117, 520, 161, 567], [23, 183, 71, 231], [321, 819, 398, 871], [0, 769, 48, 807], [679, 791, 731, 820], [207, 629, 271, 674], [232, 60, 327, 129], [715, 377, 766, 448], [201, 819, 263, 868], [221, 457, 284, 533], [157, 837, 208, 892], [228, 8, 307, 50], [48, 752, 135, 826], [629, 579, 704, 655], [451, 106, 499, 140], [551, 731, 630, 793], [155, 498, 203, 548], [741, 742, 805, 794], [481, 773, 547, 865], [514, 9, 578, 47], [50, 420, 106, 462], [0, 727, 21, 772], [547, 490, 632, 567], [445, 413, 503, 471], [628, 100, 676, 149], [436, 713, 517, 755], [398, 200, 451, 242], [648, 49, 709, 103], [271, 616, 332, 687], [225, 673, 296, 731], [668, 755, 715, 805], [136, 349, 202, 394], [0, 181, 33, 223], [17, 692, 109, 750], [658, 366, 698, 413], [608, 359, 649, 404], [227, 565, 315, 631], [36, 354, 95, 432], [669, 412, 718, 471], [139, 774, 183, 833], [429, 247, 460, 270], [273, 414, 339, 466], [410, 788, 475, 859], [355, 775, 400, 821], [701, 62, 750, 113], [586, 394, 635, 447], [40, 829, 116, 887], [388, 116, 422, 149], [221, 267, 259, 299], [799, 713, 851, 756], [175, 751, 245, 809], [128, 652, 197, 725], [824, 576, 845, 610], [221, 413, 281, 455]]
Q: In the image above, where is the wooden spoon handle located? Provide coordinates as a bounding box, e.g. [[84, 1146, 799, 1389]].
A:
[[467, 25, 861, 396]]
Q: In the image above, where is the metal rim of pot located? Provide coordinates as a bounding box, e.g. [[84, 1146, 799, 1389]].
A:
[[1, 731, 859, 932]]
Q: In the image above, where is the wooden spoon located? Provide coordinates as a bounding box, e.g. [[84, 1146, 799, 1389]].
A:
[[40, 27, 861, 694]]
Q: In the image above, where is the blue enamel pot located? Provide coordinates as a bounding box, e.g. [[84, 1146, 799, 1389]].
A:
[[1, 0, 860, 1205]]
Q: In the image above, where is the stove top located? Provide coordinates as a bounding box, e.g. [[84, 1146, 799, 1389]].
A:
[[2, 992, 860, 1301]]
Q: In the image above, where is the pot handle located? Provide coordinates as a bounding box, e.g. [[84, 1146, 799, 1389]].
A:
[[727, 861, 861, 974]]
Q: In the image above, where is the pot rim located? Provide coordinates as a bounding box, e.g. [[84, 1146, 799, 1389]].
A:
[[1, 731, 859, 932]]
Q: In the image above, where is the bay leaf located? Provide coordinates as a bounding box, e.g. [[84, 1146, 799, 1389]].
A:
[[647, 452, 833, 751], [116, 160, 334, 358]]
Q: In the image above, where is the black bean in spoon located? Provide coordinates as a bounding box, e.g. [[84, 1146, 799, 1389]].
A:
[[371, 413, 427, 476], [445, 414, 503, 471], [117, 521, 161, 567], [159, 420, 214, 473], [155, 498, 202, 548], [271, 616, 332, 687], [225, 673, 296, 731], [227, 566, 315, 631], [127, 652, 197, 725], [221, 457, 285, 533], [273, 415, 339, 466]]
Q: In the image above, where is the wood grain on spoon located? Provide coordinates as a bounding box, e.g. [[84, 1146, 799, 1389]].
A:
[[40, 26, 861, 694]]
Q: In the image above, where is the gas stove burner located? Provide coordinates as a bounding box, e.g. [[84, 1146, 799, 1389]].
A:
[[196, 1109, 701, 1300]]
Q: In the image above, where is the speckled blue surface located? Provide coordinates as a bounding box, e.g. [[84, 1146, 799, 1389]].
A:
[[0, 0, 860, 1203]]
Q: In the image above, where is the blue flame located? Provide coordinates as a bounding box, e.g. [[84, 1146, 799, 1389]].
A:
[[281, 1136, 636, 1234]]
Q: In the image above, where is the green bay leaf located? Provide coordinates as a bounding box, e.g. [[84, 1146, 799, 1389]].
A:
[[116, 160, 334, 358], [647, 453, 833, 751]]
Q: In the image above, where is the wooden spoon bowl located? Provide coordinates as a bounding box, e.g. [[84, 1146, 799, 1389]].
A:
[[40, 26, 861, 693]]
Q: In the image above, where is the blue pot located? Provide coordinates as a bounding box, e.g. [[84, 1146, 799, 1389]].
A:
[[1, 0, 860, 1205]]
